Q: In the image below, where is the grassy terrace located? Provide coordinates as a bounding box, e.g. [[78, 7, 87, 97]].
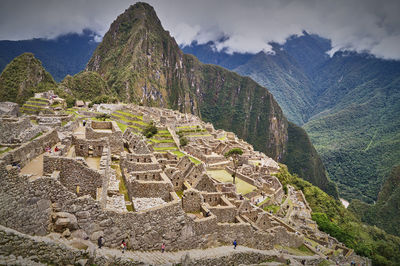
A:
[[189, 156, 202, 164], [207, 169, 256, 195], [153, 147, 178, 151], [115, 110, 142, 120], [0, 147, 12, 155]]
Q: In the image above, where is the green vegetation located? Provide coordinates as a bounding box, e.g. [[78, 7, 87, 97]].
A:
[[179, 136, 188, 147], [0, 147, 12, 154], [115, 121, 128, 132], [275, 165, 400, 265], [143, 121, 158, 138], [153, 147, 178, 151], [224, 148, 243, 184], [188, 156, 202, 165], [282, 122, 338, 198], [207, 169, 256, 195], [60, 71, 111, 101], [171, 151, 185, 158], [263, 205, 280, 214], [0, 53, 56, 104], [176, 190, 183, 198], [29, 132, 43, 141], [348, 165, 400, 237], [95, 113, 111, 121]]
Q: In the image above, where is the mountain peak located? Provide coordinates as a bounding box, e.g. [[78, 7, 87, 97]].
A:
[[0, 52, 55, 104]]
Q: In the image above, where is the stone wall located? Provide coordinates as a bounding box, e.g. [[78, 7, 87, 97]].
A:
[[0, 129, 59, 168], [182, 189, 203, 212], [226, 166, 256, 187], [74, 137, 109, 157], [85, 121, 123, 154], [125, 174, 174, 201], [0, 225, 114, 266], [0, 156, 302, 254], [0, 117, 31, 143], [43, 155, 103, 199]]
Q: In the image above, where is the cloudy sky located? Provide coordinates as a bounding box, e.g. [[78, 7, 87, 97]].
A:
[[0, 0, 399, 59]]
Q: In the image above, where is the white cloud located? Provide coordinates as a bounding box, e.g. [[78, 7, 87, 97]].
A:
[[0, 0, 399, 59]]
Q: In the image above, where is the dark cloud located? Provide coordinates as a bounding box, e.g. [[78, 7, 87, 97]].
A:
[[0, 0, 399, 59]]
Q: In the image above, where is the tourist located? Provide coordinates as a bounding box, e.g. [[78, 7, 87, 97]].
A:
[[233, 239, 237, 249], [161, 242, 165, 253], [98, 236, 104, 249], [121, 240, 127, 253], [83, 120, 86, 126], [54, 146, 59, 152]]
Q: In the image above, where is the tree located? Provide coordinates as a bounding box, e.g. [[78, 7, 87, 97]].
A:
[[224, 148, 243, 184], [96, 113, 110, 121], [143, 121, 158, 138]]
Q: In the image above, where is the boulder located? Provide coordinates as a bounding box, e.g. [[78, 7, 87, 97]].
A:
[[52, 212, 78, 232]]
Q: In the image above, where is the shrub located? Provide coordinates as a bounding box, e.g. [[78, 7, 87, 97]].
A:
[[180, 136, 188, 147], [143, 121, 157, 138]]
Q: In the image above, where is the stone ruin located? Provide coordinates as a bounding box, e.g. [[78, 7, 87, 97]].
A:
[[0, 103, 370, 265]]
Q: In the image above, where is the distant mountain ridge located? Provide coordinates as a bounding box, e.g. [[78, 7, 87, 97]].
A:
[[0, 30, 99, 82], [183, 32, 400, 205]]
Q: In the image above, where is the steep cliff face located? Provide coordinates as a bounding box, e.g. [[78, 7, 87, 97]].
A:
[[85, 2, 336, 197], [0, 53, 55, 104]]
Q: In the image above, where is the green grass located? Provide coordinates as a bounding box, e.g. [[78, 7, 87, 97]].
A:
[[217, 135, 226, 141], [176, 190, 183, 198], [115, 110, 142, 120], [29, 132, 43, 141], [263, 205, 280, 214], [153, 147, 177, 151], [148, 138, 175, 143], [189, 156, 202, 165], [207, 170, 256, 195], [283, 244, 315, 256], [115, 121, 128, 132], [171, 151, 185, 158], [186, 134, 211, 137], [257, 197, 271, 207], [0, 147, 12, 154]]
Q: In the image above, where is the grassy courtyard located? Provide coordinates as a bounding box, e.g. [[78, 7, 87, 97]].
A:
[[207, 169, 256, 195]]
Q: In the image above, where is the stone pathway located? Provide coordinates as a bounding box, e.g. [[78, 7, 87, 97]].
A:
[[95, 244, 320, 265], [73, 125, 85, 139]]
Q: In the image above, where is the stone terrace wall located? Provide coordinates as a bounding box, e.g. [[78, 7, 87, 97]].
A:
[[0, 163, 52, 236], [43, 155, 103, 198], [0, 117, 31, 143], [0, 129, 59, 167]]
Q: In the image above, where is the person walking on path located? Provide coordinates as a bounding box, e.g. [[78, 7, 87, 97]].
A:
[[98, 236, 104, 249], [121, 240, 127, 253], [161, 243, 165, 253], [233, 240, 237, 249]]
